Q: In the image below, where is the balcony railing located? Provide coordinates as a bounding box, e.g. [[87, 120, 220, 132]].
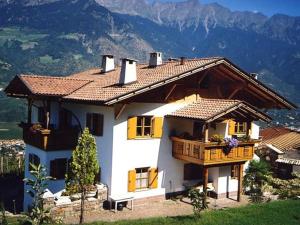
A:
[[171, 136, 255, 165], [20, 123, 80, 151]]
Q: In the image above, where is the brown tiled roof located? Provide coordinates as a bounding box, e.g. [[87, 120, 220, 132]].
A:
[[261, 130, 300, 152], [65, 58, 220, 102], [18, 75, 91, 96], [4, 57, 297, 109], [276, 158, 300, 166], [167, 98, 271, 122], [260, 127, 291, 140]]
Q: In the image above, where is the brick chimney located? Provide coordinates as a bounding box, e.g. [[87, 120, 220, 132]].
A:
[[149, 52, 162, 67], [101, 55, 115, 73], [119, 58, 138, 85]]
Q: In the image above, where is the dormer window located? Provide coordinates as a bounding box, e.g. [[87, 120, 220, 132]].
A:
[[234, 122, 247, 134]]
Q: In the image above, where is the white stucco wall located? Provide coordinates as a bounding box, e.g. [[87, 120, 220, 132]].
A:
[[110, 102, 188, 199]]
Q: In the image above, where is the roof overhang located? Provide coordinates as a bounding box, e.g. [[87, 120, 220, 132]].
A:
[[166, 99, 272, 123]]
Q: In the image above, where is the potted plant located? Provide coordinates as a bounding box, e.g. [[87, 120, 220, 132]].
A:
[[223, 137, 238, 154], [210, 134, 223, 144]]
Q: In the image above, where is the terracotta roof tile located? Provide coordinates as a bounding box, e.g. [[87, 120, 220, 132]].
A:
[[260, 129, 300, 152], [260, 127, 291, 140], [65, 58, 221, 101], [167, 98, 270, 122], [20, 75, 91, 96]]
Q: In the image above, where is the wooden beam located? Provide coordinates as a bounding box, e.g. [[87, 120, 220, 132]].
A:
[[203, 167, 208, 191], [237, 164, 244, 202], [228, 86, 243, 99], [115, 104, 126, 120], [198, 70, 210, 85], [217, 86, 224, 98], [164, 84, 177, 101]]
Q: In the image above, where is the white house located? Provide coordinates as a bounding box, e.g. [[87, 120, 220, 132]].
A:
[[5, 53, 296, 210]]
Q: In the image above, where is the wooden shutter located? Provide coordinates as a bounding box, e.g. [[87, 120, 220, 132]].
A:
[[86, 113, 92, 132], [228, 120, 236, 135], [127, 117, 137, 139], [94, 114, 104, 136], [151, 117, 163, 138], [128, 170, 136, 192], [148, 168, 158, 189]]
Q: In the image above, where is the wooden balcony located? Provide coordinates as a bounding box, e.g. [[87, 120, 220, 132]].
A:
[[171, 137, 255, 166], [20, 123, 79, 151]]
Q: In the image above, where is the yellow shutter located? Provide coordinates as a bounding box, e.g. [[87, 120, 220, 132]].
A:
[[127, 117, 137, 139], [228, 120, 236, 135], [148, 168, 158, 189], [151, 117, 163, 138], [128, 170, 136, 192]]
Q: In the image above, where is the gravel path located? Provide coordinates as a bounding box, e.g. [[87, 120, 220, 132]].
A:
[[65, 195, 249, 224]]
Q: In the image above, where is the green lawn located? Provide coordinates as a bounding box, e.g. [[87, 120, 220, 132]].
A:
[[88, 200, 300, 225]]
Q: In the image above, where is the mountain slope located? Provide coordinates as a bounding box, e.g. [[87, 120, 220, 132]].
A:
[[0, 0, 299, 126]]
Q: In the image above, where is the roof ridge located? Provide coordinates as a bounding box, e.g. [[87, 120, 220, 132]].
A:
[[20, 74, 92, 82]]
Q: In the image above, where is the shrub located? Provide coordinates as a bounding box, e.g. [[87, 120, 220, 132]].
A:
[[188, 188, 208, 217]]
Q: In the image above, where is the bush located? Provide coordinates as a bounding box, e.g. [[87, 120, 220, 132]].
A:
[[188, 188, 208, 217]]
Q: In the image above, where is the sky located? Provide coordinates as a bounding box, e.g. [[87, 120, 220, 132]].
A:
[[156, 0, 300, 17]]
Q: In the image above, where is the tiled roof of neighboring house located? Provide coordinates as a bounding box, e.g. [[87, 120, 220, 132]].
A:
[[276, 158, 300, 166], [260, 127, 300, 152], [260, 127, 291, 140], [166, 98, 271, 122]]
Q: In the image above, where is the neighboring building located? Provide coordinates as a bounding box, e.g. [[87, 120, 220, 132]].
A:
[[5, 53, 296, 210], [258, 127, 300, 179]]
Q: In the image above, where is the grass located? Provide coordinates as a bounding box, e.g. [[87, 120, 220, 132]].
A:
[[86, 200, 300, 225], [3, 200, 300, 225], [0, 122, 22, 139]]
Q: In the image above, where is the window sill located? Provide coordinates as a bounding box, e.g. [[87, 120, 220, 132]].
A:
[[135, 188, 150, 192]]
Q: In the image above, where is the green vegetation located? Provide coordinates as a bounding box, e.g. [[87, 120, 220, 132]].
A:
[[23, 164, 53, 225], [87, 200, 300, 225], [67, 128, 100, 224], [0, 122, 23, 139]]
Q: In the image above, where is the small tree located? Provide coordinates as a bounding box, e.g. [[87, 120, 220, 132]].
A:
[[23, 164, 53, 225], [69, 128, 99, 224], [188, 188, 208, 217], [243, 160, 271, 203]]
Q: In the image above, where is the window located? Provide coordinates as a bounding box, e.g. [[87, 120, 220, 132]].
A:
[[86, 113, 104, 136], [28, 153, 40, 170], [136, 116, 152, 137], [231, 165, 239, 179], [37, 107, 45, 124], [50, 158, 68, 180], [234, 122, 247, 134], [135, 167, 150, 190], [127, 116, 163, 139], [59, 108, 72, 129], [128, 167, 158, 192]]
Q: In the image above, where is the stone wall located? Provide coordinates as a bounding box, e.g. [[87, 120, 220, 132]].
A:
[[43, 185, 107, 223]]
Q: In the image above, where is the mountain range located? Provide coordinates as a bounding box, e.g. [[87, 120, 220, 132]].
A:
[[0, 0, 299, 126]]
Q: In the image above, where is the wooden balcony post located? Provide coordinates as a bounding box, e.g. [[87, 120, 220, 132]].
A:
[[237, 164, 244, 202], [203, 167, 208, 191], [246, 121, 251, 137], [204, 124, 209, 143]]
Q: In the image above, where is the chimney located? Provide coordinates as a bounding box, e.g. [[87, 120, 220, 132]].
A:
[[119, 58, 138, 85], [180, 57, 186, 65], [250, 73, 258, 80], [101, 55, 115, 73], [149, 52, 162, 67]]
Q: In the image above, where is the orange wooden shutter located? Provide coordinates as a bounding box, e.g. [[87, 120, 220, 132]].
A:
[[228, 120, 236, 135], [127, 117, 137, 139], [128, 170, 136, 192], [151, 117, 163, 138], [148, 168, 158, 189]]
